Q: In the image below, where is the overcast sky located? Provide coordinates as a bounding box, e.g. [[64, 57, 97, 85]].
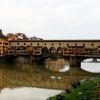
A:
[[0, 0, 100, 39]]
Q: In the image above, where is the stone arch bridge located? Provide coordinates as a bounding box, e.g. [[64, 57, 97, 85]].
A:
[[5, 40, 100, 66]]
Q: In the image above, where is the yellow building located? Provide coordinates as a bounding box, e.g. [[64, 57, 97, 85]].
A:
[[7, 34, 17, 41], [0, 38, 8, 56]]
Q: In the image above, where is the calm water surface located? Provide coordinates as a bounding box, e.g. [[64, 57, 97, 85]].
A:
[[0, 58, 99, 89], [0, 58, 100, 100]]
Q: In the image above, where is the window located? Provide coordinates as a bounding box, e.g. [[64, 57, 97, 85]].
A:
[[75, 43, 77, 46], [91, 43, 94, 46], [24, 43, 26, 45], [6, 43, 8, 45], [30, 43, 32, 45], [9, 43, 11, 45], [17, 43, 19, 45], [37, 43, 39, 45], [67, 44, 69, 46], [59, 43, 61, 46], [83, 43, 85, 46], [52, 43, 54, 46], [44, 43, 46, 46]]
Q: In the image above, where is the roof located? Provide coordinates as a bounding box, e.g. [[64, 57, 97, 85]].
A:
[[8, 39, 100, 42]]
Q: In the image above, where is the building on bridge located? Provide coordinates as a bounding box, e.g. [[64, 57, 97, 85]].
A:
[[6, 40, 100, 57]]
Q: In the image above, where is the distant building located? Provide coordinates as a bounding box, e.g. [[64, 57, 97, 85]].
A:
[[15, 33, 29, 40], [30, 36, 43, 40], [7, 33, 17, 41]]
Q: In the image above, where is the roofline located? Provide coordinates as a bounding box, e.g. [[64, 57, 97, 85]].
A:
[[8, 39, 100, 42]]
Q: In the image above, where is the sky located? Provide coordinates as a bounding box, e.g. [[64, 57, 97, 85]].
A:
[[0, 0, 100, 39]]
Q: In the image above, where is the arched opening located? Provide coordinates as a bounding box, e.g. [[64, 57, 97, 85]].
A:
[[42, 47, 49, 56], [49, 47, 56, 54], [57, 47, 63, 54]]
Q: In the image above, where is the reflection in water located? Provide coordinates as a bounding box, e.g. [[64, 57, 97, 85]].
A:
[[0, 58, 100, 100], [0, 58, 99, 90], [83, 58, 94, 62], [45, 59, 69, 72], [0, 87, 62, 100], [59, 64, 69, 72], [81, 60, 100, 73]]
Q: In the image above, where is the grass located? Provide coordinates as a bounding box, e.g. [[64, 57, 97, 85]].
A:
[[48, 76, 100, 100]]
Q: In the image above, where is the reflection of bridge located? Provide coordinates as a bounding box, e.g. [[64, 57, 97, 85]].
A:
[[0, 66, 66, 89], [4, 40, 100, 66]]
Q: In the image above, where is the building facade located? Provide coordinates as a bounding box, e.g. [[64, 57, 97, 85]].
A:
[[6, 40, 100, 56], [0, 38, 8, 57]]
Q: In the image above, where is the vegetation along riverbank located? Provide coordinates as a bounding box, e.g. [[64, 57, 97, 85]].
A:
[[48, 76, 100, 100]]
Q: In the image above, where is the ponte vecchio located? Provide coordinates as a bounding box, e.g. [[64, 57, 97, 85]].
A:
[[3, 39, 100, 66]]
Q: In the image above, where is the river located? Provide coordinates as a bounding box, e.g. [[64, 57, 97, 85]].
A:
[[0, 58, 99, 100]]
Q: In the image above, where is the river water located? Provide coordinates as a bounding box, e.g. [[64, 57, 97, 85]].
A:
[[0, 58, 99, 100]]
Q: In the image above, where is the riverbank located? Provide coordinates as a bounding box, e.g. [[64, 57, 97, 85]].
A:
[[48, 76, 100, 100]]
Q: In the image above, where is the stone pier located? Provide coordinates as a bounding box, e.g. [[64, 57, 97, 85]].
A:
[[70, 56, 80, 66], [93, 58, 97, 62]]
